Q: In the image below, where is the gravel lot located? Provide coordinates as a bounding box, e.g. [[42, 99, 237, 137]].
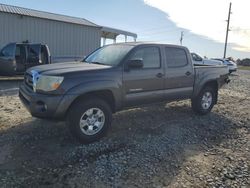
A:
[[0, 70, 249, 188]]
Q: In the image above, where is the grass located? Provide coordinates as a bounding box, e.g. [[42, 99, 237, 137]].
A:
[[238, 66, 250, 71]]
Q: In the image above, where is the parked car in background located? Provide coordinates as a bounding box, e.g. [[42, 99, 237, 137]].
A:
[[212, 58, 237, 73], [19, 43, 230, 143], [191, 52, 223, 66], [0, 43, 51, 75]]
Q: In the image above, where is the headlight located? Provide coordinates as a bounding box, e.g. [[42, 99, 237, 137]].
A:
[[33, 75, 64, 92]]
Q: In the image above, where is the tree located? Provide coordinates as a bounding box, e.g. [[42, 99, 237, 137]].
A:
[[227, 57, 236, 62], [241, 58, 250, 66], [236, 59, 241, 65]]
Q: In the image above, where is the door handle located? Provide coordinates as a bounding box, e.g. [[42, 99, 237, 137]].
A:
[[185, 71, 191, 76], [156, 73, 163, 78]]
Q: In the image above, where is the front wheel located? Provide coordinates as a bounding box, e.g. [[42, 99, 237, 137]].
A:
[[67, 97, 112, 143], [191, 86, 216, 115]]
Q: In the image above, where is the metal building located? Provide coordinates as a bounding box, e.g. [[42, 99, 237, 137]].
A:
[[0, 4, 137, 58]]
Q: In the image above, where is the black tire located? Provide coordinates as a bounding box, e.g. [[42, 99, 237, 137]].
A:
[[67, 97, 112, 143], [191, 86, 216, 115]]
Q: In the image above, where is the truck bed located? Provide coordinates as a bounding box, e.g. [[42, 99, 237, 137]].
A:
[[193, 65, 229, 95]]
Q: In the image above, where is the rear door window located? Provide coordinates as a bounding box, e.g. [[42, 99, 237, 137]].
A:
[[165, 47, 188, 67]]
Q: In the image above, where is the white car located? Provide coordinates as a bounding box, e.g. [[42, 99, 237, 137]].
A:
[[213, 59, 237, 73], [191, 53, 223, 66]]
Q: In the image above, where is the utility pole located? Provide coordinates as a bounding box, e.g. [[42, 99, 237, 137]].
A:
[[223, 2, 232, 59], [180, 31, 184, 45]]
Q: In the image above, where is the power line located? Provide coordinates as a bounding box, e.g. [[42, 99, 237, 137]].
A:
[[136, 25, 176, 33], [139, 27, 180, 35]]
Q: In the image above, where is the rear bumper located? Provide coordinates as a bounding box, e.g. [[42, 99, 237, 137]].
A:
[[19, 84, 75, 119]]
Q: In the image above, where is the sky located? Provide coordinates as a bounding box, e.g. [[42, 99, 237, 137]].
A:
[[0, 0, 249, 59]]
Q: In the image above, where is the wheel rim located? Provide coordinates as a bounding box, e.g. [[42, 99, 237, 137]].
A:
[[201, 91, 213, 110], [79, 108, 105, 135]]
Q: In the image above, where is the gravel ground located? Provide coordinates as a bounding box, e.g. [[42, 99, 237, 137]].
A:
[[0, 70, 249, 188]]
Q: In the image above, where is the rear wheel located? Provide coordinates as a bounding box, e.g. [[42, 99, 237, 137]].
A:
[[67, 97, 112, 143], [191, 86, 216, 115]]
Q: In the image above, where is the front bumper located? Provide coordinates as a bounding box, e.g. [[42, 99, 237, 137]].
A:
[[19, 83, 75, 119]]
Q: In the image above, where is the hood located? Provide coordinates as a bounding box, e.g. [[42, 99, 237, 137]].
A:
[[225, 60, 237, 66], [27, 62, 111, 76], [203, 59, 223, 65]]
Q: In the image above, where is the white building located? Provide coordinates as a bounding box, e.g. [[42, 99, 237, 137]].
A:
[[0, 4, 137, 58]]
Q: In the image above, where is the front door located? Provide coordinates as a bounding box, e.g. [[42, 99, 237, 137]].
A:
[[0, 43, 16, 75], [15, 44, 27, 73], [123, 46, 165, 106]]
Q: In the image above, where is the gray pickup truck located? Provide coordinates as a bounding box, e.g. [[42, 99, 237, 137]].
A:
[[19, 43, 230, 143]]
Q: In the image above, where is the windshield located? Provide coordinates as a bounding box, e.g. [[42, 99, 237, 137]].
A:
[[84, 45, 134, 66], [0, 43, 15, 57]]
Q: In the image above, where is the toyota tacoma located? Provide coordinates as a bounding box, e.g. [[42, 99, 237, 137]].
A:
[[19, 43, 230, 143]]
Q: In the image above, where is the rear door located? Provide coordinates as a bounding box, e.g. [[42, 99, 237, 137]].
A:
[[26, 44, 41, 70], [0, 43, 16, 75], [123, 45, 165, 106], [164, 47, 194, 99]]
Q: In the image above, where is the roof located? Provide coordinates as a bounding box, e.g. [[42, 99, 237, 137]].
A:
[[0, 3, 99, 28], [101, 26, 137, 39], [107, 42, 186, 48]]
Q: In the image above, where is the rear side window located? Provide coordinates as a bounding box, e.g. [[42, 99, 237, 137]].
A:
[[130, 47, 160, 68], [165, 47, 188, 67]]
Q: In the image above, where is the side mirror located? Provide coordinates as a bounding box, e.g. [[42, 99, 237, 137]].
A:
[[127, 59, 143, 69]]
